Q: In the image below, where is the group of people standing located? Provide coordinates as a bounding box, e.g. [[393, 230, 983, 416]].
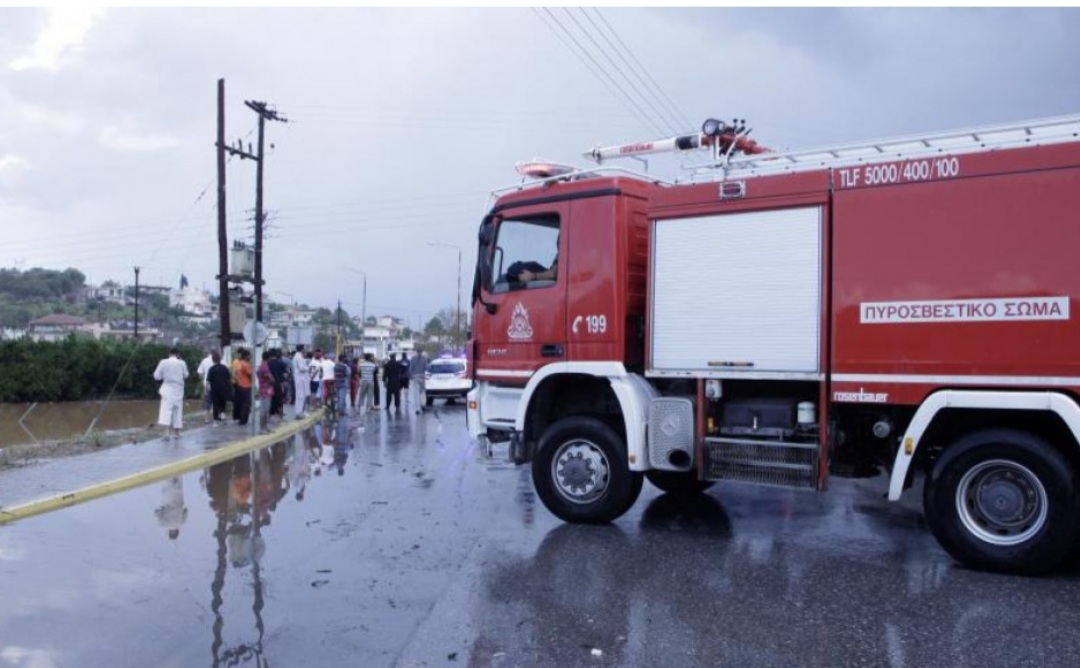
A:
[[193, 347, 292, 430], [289, 345, 429, 417], [154, 345, 433, 438]]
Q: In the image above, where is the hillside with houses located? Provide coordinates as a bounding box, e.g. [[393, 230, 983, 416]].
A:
[[0, 267, 462, 357]]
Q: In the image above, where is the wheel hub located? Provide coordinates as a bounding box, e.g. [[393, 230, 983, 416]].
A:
[[977, 473, 1031, 527], [957, 459, 1048, 546], [553, 440, 610, 504], [559, 452, 595, 491]]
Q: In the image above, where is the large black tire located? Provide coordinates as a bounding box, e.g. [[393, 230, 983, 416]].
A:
[[425, 396, 434, 407], [532, 416, 643, 524], [646, 470, 716, 496], [923, 428, 1080, 575]]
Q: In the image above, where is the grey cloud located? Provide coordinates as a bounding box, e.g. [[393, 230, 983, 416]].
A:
[[2, 7, 1078, 317]]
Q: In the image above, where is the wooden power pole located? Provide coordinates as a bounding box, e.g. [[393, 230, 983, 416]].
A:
[[216, 78, 230, 350], [243, 100, 287, 325]]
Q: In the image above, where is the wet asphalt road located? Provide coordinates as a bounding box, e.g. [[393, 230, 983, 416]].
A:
[[2, 404, 1080, 668]]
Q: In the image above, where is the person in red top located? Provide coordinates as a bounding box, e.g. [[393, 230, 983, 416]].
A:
[[257, 351, 275, 432], [349, 356, 360, 411], [231, 349, 253, 426]]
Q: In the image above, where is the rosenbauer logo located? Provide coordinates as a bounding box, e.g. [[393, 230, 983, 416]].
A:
[[860, 297, 1069, 324], [833, 388, 888, 404]]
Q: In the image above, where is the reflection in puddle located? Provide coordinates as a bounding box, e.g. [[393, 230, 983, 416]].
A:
[[153, 477, 187, 540], [190, 416, 352, 666], [203, 444, 284, 666]]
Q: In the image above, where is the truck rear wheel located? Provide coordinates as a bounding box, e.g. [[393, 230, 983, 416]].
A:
[[645, 470, 715, 496], [923, 428, 1080, 575], [532, 416, 642, 524]]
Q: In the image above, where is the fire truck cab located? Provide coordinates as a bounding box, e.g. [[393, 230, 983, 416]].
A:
[[468, 115, 1080, 574]]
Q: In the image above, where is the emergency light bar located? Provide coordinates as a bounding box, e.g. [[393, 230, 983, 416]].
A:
[[515, 160, 576, 179]]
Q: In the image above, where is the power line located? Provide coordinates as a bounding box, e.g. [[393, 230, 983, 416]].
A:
[[583, 8, 688, 133], [2, 193, 483, 258], [5, 192, 471, 252], [533, 7, 665, 137], [7, 181, 482, 252], [566, 8, 678, 135], [592, 9, 693, 131]]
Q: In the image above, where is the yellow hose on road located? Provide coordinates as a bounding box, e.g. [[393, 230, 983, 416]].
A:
[[0, 410, 325, 526]]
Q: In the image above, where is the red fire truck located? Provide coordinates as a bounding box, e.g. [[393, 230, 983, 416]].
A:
[[466, 114, 1080, 574]]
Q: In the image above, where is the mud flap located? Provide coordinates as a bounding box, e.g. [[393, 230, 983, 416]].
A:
[[509, 432, 534, 465]]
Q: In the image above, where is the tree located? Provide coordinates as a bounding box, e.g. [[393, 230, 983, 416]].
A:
[[424, 317, 446, 338], [313, 330, 335, 353], [0, 267, 86, 301], [431, 307, 466, 346]]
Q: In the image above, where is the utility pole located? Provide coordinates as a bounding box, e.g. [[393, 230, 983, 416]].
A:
[[243, 100, 287, 325], [336, 299, 343, 357], [428, 242, 463, 349], [345, 268, 367, 354], [215, 78, 230, 351], [455, 248, 461, 348], [212, 91, 286, 435], [221, 101, 283, 435], [133, 266, 141, 340]]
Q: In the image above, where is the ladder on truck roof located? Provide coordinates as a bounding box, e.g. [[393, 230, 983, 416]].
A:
[[690, 113, 1080, 181]]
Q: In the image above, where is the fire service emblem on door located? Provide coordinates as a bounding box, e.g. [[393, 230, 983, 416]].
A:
[[507, 302, 534, 341]]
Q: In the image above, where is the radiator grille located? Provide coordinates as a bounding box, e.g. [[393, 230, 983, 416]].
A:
[[704, 437, 818, 489]]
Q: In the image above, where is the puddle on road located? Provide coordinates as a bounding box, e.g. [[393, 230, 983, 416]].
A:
[[0, 408, 481, 667]]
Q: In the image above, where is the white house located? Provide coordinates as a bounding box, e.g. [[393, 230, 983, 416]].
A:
[[169, 286, 213, 318]]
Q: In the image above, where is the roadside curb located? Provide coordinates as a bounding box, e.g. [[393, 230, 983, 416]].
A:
[[0, 410, 325, 526]]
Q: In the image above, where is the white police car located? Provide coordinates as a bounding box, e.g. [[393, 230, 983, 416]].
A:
[[424, 357, 471, 406]]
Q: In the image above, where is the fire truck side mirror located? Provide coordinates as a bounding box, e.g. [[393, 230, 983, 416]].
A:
[[475, 214, 499, 316], [477, 216, 496, 289]]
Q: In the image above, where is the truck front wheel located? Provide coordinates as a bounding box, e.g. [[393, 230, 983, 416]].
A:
[[923, 428, 1080, 575], [533, 416, 642, 524]]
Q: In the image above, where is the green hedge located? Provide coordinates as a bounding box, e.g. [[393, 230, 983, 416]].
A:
[[0, 338, 205, 402]]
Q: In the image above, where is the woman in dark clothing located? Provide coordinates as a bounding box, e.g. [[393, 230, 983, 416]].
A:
[[206, 351, 233, 424]]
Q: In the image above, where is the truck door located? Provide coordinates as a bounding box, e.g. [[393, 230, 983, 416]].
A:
[[474, 204, 568, 384]]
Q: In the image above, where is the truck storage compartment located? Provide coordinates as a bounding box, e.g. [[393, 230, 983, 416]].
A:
[[649, 206, 823, 377], [719, 398, 797, 438]]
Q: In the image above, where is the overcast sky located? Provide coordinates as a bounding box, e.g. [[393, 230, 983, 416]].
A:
[[2, 7, 1079, 327]]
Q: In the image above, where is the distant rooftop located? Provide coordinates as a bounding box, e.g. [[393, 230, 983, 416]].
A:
[[29, 314, 87, 327]]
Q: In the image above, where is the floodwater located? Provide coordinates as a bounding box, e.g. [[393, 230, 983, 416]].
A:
[[0, 400, 200, 447], [3, 408, 1080, 667]]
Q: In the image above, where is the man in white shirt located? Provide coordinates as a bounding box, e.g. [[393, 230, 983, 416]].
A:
[[153, 348, 190, 438], [308, 349, 325, 409], [320, 352, 336, 409], [292, 344, 310, 419]]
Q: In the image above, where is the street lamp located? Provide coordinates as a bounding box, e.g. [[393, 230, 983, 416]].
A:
[[428, 242, 462, 349], [344, 267, 367, 352]]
